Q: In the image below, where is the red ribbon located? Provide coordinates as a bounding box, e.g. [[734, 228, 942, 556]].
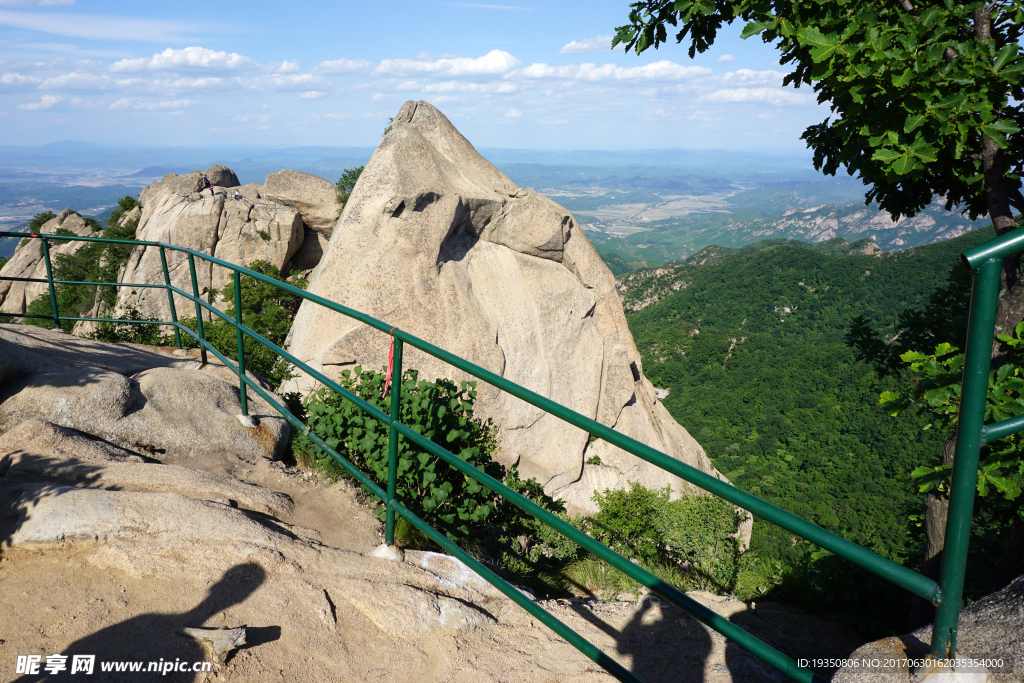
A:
[[384, 327, 397, 396]]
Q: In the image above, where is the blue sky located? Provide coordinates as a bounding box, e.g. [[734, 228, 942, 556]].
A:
[[0, 0, 829, 150]]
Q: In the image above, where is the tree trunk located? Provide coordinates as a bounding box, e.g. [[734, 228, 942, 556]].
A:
[[908, 437, 956, 630]]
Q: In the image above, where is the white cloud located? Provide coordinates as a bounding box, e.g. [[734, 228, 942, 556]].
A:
[[0, 10, 199, 42], [720, 69, 785, 85], [705, 87, 810, 106], [152, 76, 226, 89], [275, 60, 300, 73], [110, 47, 258, 72], [314, 58, 372, 74], [505, 107, 522, 118], [515, 60, 713, 82], [421, 80, 517, 93], [559, 35, 613, 55], [18, 94, 59, 109], [717, 54, 735, 63], [0, 72, 41, 86], [243, 73, 329, 91], [374, 49, 521, 76], [110, 97, 193, 110], [297, 90, 327, 99], [38, 71, 132, 90]]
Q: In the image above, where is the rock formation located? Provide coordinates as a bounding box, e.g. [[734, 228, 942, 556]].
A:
[[0, 324, 857, 682], [0, 208, 96, 316], [283, 101, 730, 516], [833, 575, 1024, 681]]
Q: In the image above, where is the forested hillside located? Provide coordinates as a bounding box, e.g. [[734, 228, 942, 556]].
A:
[[623, 228, 997, 566]]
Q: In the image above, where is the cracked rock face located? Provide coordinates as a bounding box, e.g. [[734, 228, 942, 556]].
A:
[[284, 100, 732, 517], [116, 170, 304, 322]]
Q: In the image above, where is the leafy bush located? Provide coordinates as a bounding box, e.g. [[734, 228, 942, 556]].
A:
[[24, 197, 140, 330], [657, 493, 743, 592], [178, 260, 307, 388], [85, 306, 170, 346], [578, 482, 742, 596], [488, 467, 582, 583], [28, 211, 55, 231], [335, 166, 364, 204], [294, 365, 503, 543]]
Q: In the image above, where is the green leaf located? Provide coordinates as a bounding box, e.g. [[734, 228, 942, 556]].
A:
[[904, 113, 928, 133], [993, 44, 1017, 72], [891, 69, 912, 87], [797, 27, 841, 62], [740, 21, 766, 39]]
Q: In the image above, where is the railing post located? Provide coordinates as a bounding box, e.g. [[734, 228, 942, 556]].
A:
[[40, 236, 60, 329], [233, 270, 249, 416], [159, 247, 182, 348], [187, 253, 208, 365], [385, 336, 404, 546], [931, 256, 1002, 659]]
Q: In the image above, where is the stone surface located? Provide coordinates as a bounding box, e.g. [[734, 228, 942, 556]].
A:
[[283, 100, 730, 516], [264, 169, 342, 237], [0, 419, 294, 517], [832, 574, 1024, 682], [0, 323, 290, 461], [0, 209, 97, 315], [115, 165, 303, 322], [370, 543, 406, 561]]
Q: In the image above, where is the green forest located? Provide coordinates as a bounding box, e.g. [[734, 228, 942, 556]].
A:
[[624, 229, 999, 570]]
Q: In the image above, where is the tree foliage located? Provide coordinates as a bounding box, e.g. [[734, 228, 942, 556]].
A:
[[614, 1, 1024, 229], [335, 166, 364, 204]]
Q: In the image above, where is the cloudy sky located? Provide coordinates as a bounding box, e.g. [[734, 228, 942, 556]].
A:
[[0, 0, 827, 150]]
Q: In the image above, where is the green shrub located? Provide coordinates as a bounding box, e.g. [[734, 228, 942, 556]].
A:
[[488, 467, 582, 582], [85, 307, 170, 346], [178, 260, 307, 388], [28, 211, 55, 231], [576, 482, 742, 596], [335, 166, 364, 204], [585, 482, 671, 567], [294, 365, 503, 544], [656, 494, 743, 592], [24, 197, 140, 330]]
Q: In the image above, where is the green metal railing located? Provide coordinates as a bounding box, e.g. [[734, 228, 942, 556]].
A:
[[2, 227, 1020, 680]]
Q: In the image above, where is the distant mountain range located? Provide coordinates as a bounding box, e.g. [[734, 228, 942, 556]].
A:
[[716, 197, 982, 251]]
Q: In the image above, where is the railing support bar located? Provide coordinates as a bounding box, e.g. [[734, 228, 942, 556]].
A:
[[40, 236, 60, 329], [233, 271, 248, 416], [187, 254, 208, 365], [385, 336, 404, 546], [931, 256, 1002, 658], [159, 247, 182, 348]]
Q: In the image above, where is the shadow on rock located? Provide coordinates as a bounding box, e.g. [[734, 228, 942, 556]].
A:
[[566, 595, 713, 682], [10, 563, 268, 683], [0, 453, 104, 553]]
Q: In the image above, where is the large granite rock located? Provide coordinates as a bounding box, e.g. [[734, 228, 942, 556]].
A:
[[0, 209, 97, 315], [832, 574, 1024, 681], [115, 166, 303, 322], [264, 169, 342, 237], [0, 324, 289, 461], [283, 101, 731, 517]]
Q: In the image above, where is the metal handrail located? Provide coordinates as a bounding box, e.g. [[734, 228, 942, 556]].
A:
[[2, 228, 1017, 679]]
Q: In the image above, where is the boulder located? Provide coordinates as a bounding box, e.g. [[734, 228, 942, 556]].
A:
[[264, 169, 341, 237], [0, 419, 294, 517], [0, 323, 290, 461], [283, 101, 730, 516], [0, 209, 96, 315], [138, 165, 239, 207], [833, 575, 1024, 681], [116, 165, 303, 322]]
